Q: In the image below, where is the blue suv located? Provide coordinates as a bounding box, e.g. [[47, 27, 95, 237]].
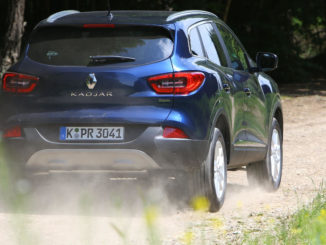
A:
[[0, 10, 283, 212]]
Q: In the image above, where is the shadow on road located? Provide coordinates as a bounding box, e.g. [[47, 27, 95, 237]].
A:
[[280, 79, 326, 97]]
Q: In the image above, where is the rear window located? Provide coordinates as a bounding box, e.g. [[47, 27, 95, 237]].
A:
[[28, 26, 174, 66]]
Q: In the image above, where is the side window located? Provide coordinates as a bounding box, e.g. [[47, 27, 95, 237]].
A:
[[197, 23, 227, 66], [189, 27, 205, 57], [217, 25, 249, 71]]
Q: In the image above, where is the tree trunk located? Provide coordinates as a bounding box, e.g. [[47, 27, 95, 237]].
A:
[[0, 0, 26, 76], [223, 0, 232, 23]]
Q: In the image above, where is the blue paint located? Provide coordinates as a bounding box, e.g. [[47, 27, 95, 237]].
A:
[[60, 127, 66, 140]]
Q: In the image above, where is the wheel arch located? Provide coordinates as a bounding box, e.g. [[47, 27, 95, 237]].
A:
[[211, 110, 231, 165], [274, 107, 283, 135], [271, 99, 283, 136]]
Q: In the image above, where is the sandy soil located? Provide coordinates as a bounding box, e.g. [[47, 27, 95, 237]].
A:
[[0, 84, 326, 245]]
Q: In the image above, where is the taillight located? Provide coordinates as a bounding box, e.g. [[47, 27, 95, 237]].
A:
[[2, 72, 39, 93], [148, 72, 205, 95], [163, 127, 189, 139], [3, 126, 22, 138]]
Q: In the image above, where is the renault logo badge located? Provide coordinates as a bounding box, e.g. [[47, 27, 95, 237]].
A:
[[86, 73, 97, 90]]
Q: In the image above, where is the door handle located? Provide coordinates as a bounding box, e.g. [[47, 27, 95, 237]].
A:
[[223, 84, 231, 93], [244, 87, 251, 96]]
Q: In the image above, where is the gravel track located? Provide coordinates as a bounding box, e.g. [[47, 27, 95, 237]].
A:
[[0, 85, 325, 245]]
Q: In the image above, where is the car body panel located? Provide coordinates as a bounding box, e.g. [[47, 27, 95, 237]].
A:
[[1, 56, 175, 128], [2, 127, 208, 173]]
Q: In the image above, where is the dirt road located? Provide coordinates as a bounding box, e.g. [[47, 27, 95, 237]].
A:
[[0, 85, 325, 245]]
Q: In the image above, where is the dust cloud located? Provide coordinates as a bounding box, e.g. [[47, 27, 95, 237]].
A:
[[0, 172, 191, 245]]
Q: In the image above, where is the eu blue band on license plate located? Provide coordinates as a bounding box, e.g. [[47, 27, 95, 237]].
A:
[[60, 127, 66, 140], [60, 126, 124, 140]]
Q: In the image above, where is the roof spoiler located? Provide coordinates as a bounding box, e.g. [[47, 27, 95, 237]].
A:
[[166, 10, 218, 22], [47, 10, 80, 23]]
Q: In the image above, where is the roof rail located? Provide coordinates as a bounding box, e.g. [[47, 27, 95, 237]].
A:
[[166, 10, 218, 22], [47, 10, 80, 23]]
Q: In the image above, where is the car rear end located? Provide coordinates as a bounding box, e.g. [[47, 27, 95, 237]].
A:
[[0, 12, 209, 177]]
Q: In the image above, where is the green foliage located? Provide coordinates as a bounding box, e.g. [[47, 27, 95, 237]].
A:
[[245, 187, 326, 245], [225, 0, 326, 83], [144, 205, 161, 245]]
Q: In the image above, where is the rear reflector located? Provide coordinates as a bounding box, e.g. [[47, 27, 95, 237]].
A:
[[2, 72, 39, 93], [3, 126, 22, 138], [163, 127, 189, 139], [83, 24, 115, 28], [148, 72, 205, 95]]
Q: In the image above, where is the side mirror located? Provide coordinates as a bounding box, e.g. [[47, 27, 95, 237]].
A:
[[256, 52, 278, 72]]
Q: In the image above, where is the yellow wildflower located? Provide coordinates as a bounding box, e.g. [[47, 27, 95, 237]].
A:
[[264, 204, 271, 211], [180, 230, 194, 245], [236, 201, 243, 209], [144, 205, 159, 227], [290, 228, 302, 234], [210, 217, 224, 229], [191, 196, 210, 212]]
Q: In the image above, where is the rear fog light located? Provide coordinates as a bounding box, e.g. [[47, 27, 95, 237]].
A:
[[163, 127, 189, 139], [3, 126, 22, 138]]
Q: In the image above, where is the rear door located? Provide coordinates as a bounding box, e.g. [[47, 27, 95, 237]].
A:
[[196, 22, 246, 151], [3, 25, 175, 128], [215, 23, 268, 163]]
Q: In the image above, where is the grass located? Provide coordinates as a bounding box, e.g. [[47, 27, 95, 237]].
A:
[[244, 185, 326, 245]]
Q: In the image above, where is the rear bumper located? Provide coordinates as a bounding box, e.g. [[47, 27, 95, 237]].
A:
[[2, 127, 209, 174]]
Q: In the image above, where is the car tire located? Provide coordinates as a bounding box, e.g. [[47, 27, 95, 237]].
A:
[[191, 128, 227, 212], [247, 118, 283, 191]]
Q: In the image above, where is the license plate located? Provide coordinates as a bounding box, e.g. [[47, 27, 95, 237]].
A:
[[60, 127, 124, 141]]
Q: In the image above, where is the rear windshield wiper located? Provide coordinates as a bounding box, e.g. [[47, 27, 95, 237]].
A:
[[89, 55, 136, 65]]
